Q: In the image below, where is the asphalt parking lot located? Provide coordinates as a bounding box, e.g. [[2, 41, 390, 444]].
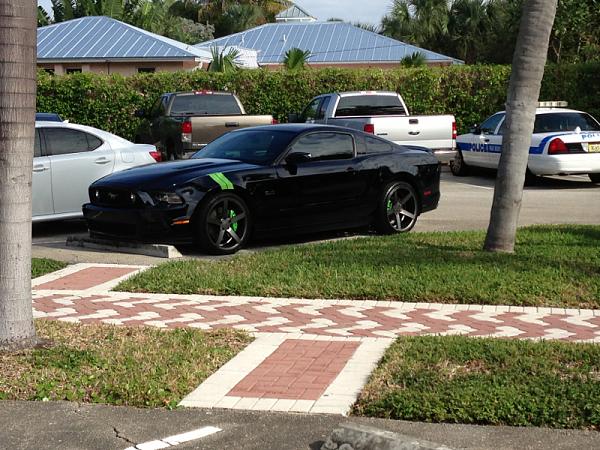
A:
[[32, 168, 600, 264]]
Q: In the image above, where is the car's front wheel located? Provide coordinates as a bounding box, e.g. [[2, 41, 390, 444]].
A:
[[589, 173, 600, 184], [196, 193, 251, 255], [375, 181, 419, 234], [450, 149, 469, 176]]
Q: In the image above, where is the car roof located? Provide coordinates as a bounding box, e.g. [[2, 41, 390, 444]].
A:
[[494, 108, 585, 115], [233, 123, 359, 134], [35, 121, 132, 144]]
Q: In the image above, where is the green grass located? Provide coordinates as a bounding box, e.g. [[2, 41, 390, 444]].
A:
[[353, 336, 600, 429], [118, 225, 600, 308], [0, 320, 251, 408], [32, 258, 67, 278]]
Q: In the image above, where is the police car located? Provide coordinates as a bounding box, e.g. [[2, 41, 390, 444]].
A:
[[452, 102, 600, 183]]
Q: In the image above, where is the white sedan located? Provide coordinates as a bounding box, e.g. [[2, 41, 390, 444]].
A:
[[452, 103, 600, 183], [33, 121, 160, 222]]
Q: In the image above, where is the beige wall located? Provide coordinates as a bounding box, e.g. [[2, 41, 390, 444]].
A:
[[38, 60, 205, 76], [261, 61, 455, 70]]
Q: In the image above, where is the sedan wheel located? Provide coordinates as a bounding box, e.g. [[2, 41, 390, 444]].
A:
[[197, 193, 250, 255], [376, 181, 419, 234], [450, 150, 469, 176]]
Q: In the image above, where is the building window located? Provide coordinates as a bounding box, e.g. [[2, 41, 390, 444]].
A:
[[43, 68, 55, 75], [66, 68, 82, 74], [138, 67, 156, 74]]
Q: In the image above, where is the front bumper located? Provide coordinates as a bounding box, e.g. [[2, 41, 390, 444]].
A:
[[82, 203, 194, 244]]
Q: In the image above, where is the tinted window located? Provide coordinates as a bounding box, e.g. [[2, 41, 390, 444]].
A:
[[335, 95, 406, 117], [479, 113, 504, 134], [302, 98, 322, 121], [34, 129, 41, 157], [533, 113, 600, 133], [317, 97, 330, 120], [290, 132, 354, 161], [150, 96, 166, 117], [365, 136, 393, 153], [194, 130, 297, 165], [45, 128, 102, 156], [170, 94, 242, 115]]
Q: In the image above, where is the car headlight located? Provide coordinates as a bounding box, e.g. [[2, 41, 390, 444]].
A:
[[153, 192, 184, 205]]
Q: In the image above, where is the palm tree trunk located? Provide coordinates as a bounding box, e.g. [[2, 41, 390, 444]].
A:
[[484, 0, 558, 253], [0, 0, 37, 350]]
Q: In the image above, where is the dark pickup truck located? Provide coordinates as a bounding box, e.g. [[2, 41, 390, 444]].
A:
[[134, 91, 275, 159]]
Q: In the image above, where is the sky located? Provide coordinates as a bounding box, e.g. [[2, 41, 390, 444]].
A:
[[38, 0, 393, 27]]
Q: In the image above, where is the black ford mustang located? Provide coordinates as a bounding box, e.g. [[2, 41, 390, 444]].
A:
[[83, 124, 441, 254]]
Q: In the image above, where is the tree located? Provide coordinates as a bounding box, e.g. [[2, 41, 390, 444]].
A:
[[283, 47, 311, 71], [484, 0, 558, 253], [400, 51, 426, 67], [208, 46, 240, 73], [0, 0, 38, 350]]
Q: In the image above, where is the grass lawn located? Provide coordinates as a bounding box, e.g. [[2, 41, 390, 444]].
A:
[[0, 320, 251, 408], [118, 225, 600, 308], [32, 258, 67, 278], [353, 336, 600, 429]]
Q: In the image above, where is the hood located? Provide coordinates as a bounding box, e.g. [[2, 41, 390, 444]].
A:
[[92, 158, 259, 190]]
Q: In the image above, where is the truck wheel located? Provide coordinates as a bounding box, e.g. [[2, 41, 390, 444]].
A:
[[589, 173, 600, 183], [375, 181, 419, 234], [195, 193, 251, 255], [450, 150, 469, 176]]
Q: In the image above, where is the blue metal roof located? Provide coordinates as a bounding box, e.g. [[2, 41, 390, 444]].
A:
[[196, 22, 461, 65], [38, 16, 212, 61]]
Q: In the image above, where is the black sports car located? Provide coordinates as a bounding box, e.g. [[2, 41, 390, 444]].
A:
[[83, 124, 441, 254]]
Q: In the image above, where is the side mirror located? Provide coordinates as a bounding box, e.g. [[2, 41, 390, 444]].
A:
[[470, 124, 481, 134], [285, 151, 311, 165], [134, 109, 146, 118], [287, 113, 301, 123]]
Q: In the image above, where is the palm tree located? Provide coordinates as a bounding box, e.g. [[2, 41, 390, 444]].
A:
[[484, 0, 558, 253], [283, 47, 311, 71], [0, 1, 38, 350], [38, 6, 51, 26], [400, 52, 426, 67], [208, 46, 240, 73]]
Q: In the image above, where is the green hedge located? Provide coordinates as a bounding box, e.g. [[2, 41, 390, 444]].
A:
[[36, 63, 600, 142]]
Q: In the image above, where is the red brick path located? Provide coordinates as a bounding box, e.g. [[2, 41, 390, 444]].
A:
[[35, 267, 137, 291]]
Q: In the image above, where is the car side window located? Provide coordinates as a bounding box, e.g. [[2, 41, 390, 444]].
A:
[[45, 128, 102, 156], [301, 98, 322, 122], [290, 132, 354, 161], [365, 136, 393, 153], [34, 129, 42, 157], [150, 96, 168, 118], [479, 113, 504, 135]]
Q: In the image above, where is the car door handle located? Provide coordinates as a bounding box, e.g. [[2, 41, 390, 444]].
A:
[[483, 138, 490, 143], [94, 157, 111, 164], [408, 131, 420, 136], [225, 122, 240, 127], [32, 164, 47, 172], [346, 167, 356, 173]]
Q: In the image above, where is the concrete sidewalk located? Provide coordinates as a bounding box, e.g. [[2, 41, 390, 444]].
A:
[[1, 401, 599, 450]]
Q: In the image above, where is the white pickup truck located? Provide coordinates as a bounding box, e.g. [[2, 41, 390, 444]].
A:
[[289, 91, 457, 163]]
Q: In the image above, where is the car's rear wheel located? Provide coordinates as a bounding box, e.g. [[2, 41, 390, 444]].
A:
[[375, 181, 419, 234], [589, 173, 600, 183], [196, 193, 250, 255], [449, 150, 469, 176]]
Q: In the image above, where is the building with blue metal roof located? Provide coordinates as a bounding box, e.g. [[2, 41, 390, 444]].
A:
[[196, 21, 461, 68], [276, 4, 317, 22], [38, 16, 212, 76]]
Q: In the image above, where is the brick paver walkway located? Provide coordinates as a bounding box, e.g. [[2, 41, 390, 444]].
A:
[[32, 263, 600, 415]]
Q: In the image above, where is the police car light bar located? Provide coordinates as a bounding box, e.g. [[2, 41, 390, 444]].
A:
[[538, 101, 568, 108]]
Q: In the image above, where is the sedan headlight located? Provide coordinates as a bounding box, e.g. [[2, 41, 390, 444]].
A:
[[153, 192, 184, 205]]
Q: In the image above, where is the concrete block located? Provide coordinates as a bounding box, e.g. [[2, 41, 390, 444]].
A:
[[321, 423, 454, 450], [66, 236, 183, 259]]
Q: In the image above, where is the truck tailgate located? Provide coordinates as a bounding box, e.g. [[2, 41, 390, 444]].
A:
[[191, 115, 274, 146]]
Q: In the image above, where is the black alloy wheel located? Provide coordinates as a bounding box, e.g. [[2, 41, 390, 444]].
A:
[[589, 173, 600, 183], [197, 193, 250, 255], [450, 149, 469, 176], [375, 181, 419, 234]]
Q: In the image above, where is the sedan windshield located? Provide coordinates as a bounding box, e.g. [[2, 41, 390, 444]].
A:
[[192, 130, 297, 165]]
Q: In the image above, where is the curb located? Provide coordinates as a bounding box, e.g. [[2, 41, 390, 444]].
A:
[[321, 423, 454, 450]]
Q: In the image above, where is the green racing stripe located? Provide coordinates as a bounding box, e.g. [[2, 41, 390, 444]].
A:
[[209, 172, 234, 190]]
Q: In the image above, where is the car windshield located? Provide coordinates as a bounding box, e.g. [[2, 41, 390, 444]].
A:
[[192, 130, 297, 165], [533, 112, 600, 133]]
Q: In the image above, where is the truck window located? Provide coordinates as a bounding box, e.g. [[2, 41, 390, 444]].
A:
[[335, 95, 406, 117], [170, 94, 243, 116], [301, 98, 322, 121], [317, 97, 330, 120]]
